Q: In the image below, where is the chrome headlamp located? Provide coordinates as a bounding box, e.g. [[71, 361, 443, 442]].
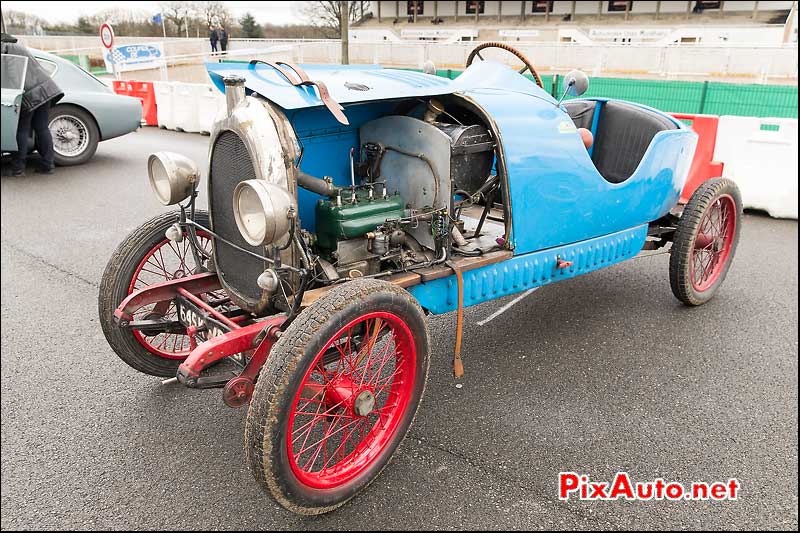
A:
[[232, 179, 295, 247], [147, 152, 200, 205]]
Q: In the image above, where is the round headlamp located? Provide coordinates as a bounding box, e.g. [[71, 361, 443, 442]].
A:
[[147, 152, 200, 205], [233, 180, 295, 247]]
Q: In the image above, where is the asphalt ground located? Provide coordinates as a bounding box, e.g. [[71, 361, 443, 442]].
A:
[[1, 128, 797, 530]]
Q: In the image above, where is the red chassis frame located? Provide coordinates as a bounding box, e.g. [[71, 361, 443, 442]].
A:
[[114, 272, 286, 407]]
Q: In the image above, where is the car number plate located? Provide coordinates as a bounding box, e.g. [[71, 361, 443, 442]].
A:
[[175, 294, 231, 342]]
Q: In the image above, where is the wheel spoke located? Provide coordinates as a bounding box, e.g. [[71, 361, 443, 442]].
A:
[[286, 311, 417, 488], [364, 335, 398, 386], [128, 231, 219, 360], [688, 194, 736, 293]]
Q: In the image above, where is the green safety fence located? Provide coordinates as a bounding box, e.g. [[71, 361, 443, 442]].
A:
[[186, 61, 800, 119], [58, 54, 108, 75], [429, 67, 797, 118]]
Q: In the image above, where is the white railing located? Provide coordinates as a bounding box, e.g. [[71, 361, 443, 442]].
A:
[[229, 39, 799, 82], [19, 36, 798, 83]]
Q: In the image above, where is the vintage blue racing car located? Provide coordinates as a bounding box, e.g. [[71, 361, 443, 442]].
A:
[[99, 43, 742, 514]]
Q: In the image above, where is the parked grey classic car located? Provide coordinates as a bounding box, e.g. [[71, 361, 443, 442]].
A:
[[1, 49, 141, 166]]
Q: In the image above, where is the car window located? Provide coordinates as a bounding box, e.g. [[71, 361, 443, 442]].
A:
[[1, 54, 29, 90], [36, 57, 58, 77], [74, 63, 108, 87]]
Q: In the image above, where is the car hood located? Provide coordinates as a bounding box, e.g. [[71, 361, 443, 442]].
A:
[[206, 62, 456, 110]]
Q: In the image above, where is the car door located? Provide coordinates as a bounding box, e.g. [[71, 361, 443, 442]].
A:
[[1, 54, 28, 151]]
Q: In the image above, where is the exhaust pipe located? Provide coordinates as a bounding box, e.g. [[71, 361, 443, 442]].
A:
[[223, 75, 246, 116]]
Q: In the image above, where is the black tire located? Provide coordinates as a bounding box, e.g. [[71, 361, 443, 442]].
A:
[[245, 279, 430, 515], [670, 178, 742, 306], [98, 210, 210, 377], [49, 104, 99, 166]]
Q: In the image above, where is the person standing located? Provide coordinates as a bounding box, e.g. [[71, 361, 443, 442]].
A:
[[218, 25, 229, 54], [1, 33, 63, 176], [209, 25, 218, 54]]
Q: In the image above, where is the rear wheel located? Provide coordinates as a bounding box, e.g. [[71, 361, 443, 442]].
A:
[[245, 279, 430, 515], [670, 178, 742, 306], [98, 211, 213, 377], [49, 105, 99, 166]]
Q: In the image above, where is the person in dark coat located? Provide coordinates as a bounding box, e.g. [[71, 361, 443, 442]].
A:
[[1, 33, 64, 176], [209, 25, 218, 53], [218, 26, 229, 54]]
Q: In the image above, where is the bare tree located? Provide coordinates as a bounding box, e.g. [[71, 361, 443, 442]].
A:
[[193, 1, 233, 28], [3, 9, 47, 34], [88, 8, 163, 37], [160, 1, 193, 36], [300, 1, 371, 38]]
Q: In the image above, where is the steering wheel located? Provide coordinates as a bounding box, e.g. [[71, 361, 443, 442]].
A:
[[465, 42, 544, 89]]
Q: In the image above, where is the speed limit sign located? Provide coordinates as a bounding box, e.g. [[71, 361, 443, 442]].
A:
[[100, 22, 115, 49]]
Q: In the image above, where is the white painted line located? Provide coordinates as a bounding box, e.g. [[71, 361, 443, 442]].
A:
[[476, 288, 538, 326]]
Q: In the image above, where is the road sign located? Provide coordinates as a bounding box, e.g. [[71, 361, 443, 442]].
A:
[[103, 42, 166, 73], [100, 23, 115, 50]]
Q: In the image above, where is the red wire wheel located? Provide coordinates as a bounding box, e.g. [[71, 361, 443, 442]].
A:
[[99, 211, 218, 377], [128, 231, 213, 359], [689, 193, 737, 292], [245, 279, 430, 515], [670, 179, 742, 306], [286, 310, 416, 489]]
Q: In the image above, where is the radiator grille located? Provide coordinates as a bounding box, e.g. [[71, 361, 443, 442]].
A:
[[209, 131, 264, 302]]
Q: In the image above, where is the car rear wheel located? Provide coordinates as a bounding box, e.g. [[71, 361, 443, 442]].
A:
[[670, 178, 742, 306], [98, 211, 213, 377], [245, 279, 430, 515], [49, 104, 99, 166]]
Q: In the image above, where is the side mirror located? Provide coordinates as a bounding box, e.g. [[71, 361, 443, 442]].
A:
[[557, 70, 589, 106]]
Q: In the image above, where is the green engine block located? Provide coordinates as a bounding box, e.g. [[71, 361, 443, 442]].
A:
[[315, 192, 406, 251]]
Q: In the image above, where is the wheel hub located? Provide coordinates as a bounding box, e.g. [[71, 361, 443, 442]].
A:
[[58, 130, 77, 142], [325, 375, 376, 417], [353, 390, 376, 417]]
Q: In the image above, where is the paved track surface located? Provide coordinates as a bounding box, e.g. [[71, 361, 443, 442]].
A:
[[1, 128, 797, 530]]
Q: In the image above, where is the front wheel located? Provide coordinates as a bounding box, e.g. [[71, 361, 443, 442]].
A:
[[245, 279, 430, 515], [670, 178, 742, 306], [98, 210, 213, 377]]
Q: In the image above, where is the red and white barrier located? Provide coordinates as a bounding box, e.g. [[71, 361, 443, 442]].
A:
[[132, 81, 159, 127], [112, 80, 158, 126], [670, 113, 725, 203], [714, 116, 798, 219]]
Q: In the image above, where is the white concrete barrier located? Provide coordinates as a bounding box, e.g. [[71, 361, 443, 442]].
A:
[[197, 85, 226, 134], [172, 83, 203, 133], [153, 82, 225, 134], [153, 81, 176, 131], [714, 116, 798, 219]]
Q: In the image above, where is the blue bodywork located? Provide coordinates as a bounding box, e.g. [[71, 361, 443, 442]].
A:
[[206, 60, 696, 314]]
